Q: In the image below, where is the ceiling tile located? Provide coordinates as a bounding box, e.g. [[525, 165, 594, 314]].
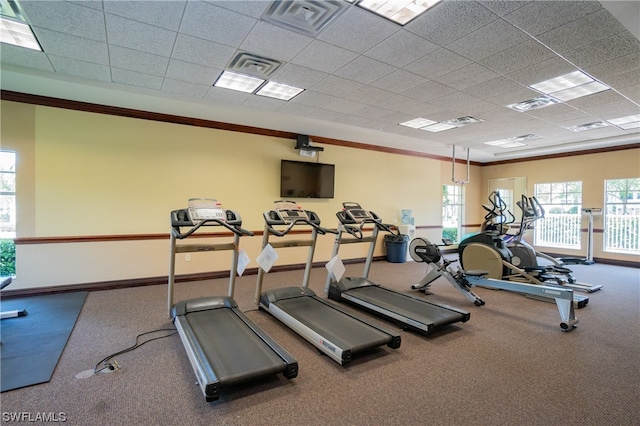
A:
[[34, 28, 109, 66], [322, 98, 368, 114], [617, 84, 640, 103], [205, 87, 251, 104], [585, 52, 640, 84], [343, 85, 392, 105], [242, 95, 287, 111], [289, 90, 335, 108], [161, 78, 210, 98], [403, 80, 457, 102], [537, 8, 627, 54], [276, 102, 319, 117], [240, 21, 313, 62], [479, 40, 556, 75], [370, 69, 429, 94], [316, 7, 398, 54], [0, 45, 54, 71], [310, 75, 364, 97], [170, 35, 236, 69], [563, 32, 640, 69], [446, 19, 530, 62], [105, 15, 177, 57], [503, 0, 603, 36], [103, 0, 186, 31], [48, 55, 111, 82], [111, 68, 163, 90], [376, 94, 422, 112], [463, 76, 527, 99], [270, 64, 328, 89], [22, 1, 107, 41], [478, 1, 531, 17], [404, 48, 472, 79], [209, 0, 270, 18], [179, 1, 257, 47], [506, 57, 578, 87], [290, 40, 358, 74], [364, 29, 438, 67], [108, 45, 169, 77], [405, 0, 498, 45], [165, 59, 220, 85], [350, 105, 398, 121], [434, 63, 500, 90], [334, 56, 396, 85]]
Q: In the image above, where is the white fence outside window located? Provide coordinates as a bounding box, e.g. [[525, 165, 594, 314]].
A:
[[535, 213, 581, 248], [605, 215, 640, 253]]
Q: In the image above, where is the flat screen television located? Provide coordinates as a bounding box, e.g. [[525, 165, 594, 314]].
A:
[[280, 160, 335, 199]]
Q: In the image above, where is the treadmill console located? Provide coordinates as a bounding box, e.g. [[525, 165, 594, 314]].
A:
[[171, 198, 242, 227], [266, 201, 320, 226], [338, 202, 379, 224]]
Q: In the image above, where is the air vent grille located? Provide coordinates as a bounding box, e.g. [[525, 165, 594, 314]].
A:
[[262, 0, 348, 36], [227, 52, 283, 79]]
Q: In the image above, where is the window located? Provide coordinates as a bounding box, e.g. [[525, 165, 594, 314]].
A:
[[534, 181, 582, 248], [0, 151, 16, 239], [0, 151, 16, 276], [604, 178, 640, 254], [442, 184, 463, 242]]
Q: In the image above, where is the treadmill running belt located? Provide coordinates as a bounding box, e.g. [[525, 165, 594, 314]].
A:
[[345, 285, 467, 327], [274, 296, 391, 353], [185, 309, 287, 385]]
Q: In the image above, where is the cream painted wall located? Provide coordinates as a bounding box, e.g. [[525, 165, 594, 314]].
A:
[[481, 149, 640, 262], [2, 101, 482, 290]]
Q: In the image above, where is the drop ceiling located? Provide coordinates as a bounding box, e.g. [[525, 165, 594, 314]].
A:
[[1, 0, 639, 163]]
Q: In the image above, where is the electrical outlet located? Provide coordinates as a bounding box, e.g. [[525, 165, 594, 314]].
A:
[[185, 254, 191, 262]]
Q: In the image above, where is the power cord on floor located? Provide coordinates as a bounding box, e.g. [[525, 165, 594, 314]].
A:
[[93, 328, 177, 374]]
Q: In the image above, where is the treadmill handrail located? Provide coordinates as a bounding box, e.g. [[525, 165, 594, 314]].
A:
[[173, 218, 254, 240], [266, 216, 336, 237]]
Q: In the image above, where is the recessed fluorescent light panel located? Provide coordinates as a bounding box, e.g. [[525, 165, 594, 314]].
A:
[[357, 0, 443, 25], [420, 122, 457, 132], [0, 17, 41, 51], [214, 71, 265, 93], [399, 117, 438, 128], [256, 81, 304, 100], [607, 114, 640, 130], [566, 121, 611, 132], [399, 115, 482, 132], [506, 96, 560, 112], [530, 70, 610, 102], [484, 134, 540, 149]]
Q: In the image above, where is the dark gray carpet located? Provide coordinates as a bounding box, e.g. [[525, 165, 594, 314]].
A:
[[1, 292, 88, 392]]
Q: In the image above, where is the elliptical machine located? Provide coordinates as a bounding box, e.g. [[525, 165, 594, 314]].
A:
[[409, 237, 578, 332], [504, 195, 602, 293], [458, 192, 589, 308]]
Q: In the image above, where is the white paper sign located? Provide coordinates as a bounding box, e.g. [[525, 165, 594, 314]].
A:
[[236, 249, 250, 276], [325, 255, 345, 283], [257, 243, 278, 273]]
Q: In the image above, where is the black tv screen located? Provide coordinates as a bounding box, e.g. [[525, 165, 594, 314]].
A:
[[280, 160, 335, 199]]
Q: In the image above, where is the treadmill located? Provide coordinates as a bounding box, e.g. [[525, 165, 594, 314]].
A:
[[168, 198, 297, 402], [325, 202, 470, 335], [255, 201, 401, 365]]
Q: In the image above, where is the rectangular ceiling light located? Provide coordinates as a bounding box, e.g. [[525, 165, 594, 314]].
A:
[[420, 122, 457, 132], [530, 70, 610, 102], [484, 134, 540, 149], [214, 71, 265, 93], [256, 81, 304, 100], [506, 95, 560, 112], [357, 0, 443, 25], [399, 117, 438, 128], [607, 114, 640, 130], [0, 17, 41, 50], [566, 121, 611, 132]]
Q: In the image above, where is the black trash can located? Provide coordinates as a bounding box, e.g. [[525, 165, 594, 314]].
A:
[[384, 234, 410, 263]]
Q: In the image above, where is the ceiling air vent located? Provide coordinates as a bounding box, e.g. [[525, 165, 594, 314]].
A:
[[506, 96, 560, 112], [227, 52, 283, 79], [262, 0, 348, 36]]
